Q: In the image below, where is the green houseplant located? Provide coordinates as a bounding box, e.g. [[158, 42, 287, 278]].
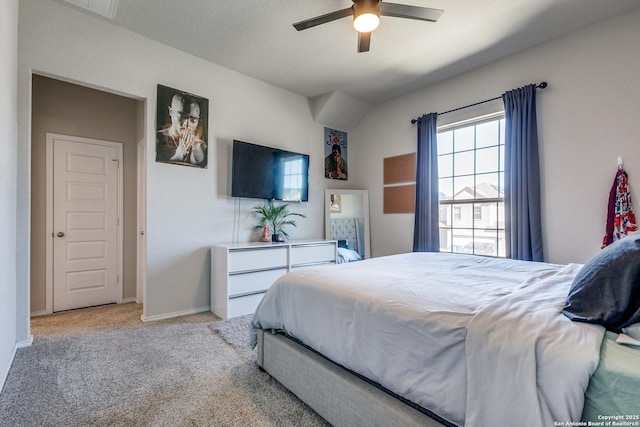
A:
[[253, 199, 306, 242]]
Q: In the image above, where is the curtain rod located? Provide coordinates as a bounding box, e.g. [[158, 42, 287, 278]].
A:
[[410, 81, 548, 124]]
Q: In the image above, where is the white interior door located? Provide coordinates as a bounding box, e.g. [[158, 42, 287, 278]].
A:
[[50, 134, 122, 312]]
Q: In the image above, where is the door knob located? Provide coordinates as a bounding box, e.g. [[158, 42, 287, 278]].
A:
[[57, 231, 65, 237]]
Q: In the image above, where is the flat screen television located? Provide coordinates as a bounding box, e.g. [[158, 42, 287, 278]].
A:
[[231, 140, 310, 202]]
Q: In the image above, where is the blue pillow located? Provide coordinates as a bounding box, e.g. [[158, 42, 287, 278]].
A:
[[562, 232, 640, 332], [337, 247, 362, 263]]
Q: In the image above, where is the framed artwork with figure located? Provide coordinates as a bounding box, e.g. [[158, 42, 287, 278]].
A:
[[156, 84, 209, 168], [324, 127, 348, 180]]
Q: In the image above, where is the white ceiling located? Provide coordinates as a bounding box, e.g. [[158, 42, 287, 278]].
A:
[[55, 0, 640, 105]]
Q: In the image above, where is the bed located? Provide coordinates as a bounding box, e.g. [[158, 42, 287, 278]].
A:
[[251, 241, 640, 426], [330, 218, 363, 263]]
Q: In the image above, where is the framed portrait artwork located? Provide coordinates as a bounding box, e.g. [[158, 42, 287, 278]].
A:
[[324, 127, 348, 180], [156, 84, 209, 168]]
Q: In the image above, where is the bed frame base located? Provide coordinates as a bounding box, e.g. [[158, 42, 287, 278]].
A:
[[256, 329, 449, 427]]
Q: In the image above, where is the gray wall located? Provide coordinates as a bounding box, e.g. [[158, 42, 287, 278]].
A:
[[0, 0, 19, 389], [30, 75, 140, 313], [350, 8, 640, 265], [17, 0, 327, 327]]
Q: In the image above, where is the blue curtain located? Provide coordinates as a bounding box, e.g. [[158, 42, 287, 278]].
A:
[[502, 84, 544, 261], [413, 113, 440, 252]]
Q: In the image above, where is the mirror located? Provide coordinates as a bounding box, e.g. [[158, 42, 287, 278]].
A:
[[325, 189, 371, 262]]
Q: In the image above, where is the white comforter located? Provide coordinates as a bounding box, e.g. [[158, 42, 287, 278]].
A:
[[251, 252, 604, 426]]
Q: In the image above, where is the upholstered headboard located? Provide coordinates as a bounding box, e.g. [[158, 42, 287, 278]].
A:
[[330, 218, 362, 257]]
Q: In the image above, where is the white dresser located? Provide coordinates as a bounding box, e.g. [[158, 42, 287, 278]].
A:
[[211, 240, 337, 319]]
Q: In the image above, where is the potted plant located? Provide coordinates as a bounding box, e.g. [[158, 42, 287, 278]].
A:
[[253, 199, 306, 242]]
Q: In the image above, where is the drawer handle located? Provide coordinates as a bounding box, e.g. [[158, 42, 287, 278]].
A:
[[229, 290, 267, 299], [291, 260, 336, 268], [291, 242, 337, 248], [229, 266, 288, 276], [229, 246, 286, 252]]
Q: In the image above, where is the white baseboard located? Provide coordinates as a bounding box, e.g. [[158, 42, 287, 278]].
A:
[[121, 297, 136, 304], [141, 306, 211, 323], [16, 335, 33, 348], [0, 345, 17, 393], [0, 334, 31, 393]]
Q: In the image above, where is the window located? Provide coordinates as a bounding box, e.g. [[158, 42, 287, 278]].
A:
[[438, 116, 506, 257], [473, 205, 482, 220], [453, 207, 462, 221]]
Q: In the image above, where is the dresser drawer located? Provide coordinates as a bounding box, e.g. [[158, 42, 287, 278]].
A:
[[290, 243, 336, 267], [212, 241, 335, 319], [227, 292, 266, 318], [228, 247, 287, 273], [228, 268, 287, 297]]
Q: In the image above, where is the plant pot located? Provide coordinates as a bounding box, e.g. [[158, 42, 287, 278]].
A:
[[271, 233, 285, 243]]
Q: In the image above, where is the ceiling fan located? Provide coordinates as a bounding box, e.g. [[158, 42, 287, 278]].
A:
[[293, 0, 444, 53]]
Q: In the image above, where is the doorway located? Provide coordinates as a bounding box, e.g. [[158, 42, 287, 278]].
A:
[[31, 74, 145, 316]]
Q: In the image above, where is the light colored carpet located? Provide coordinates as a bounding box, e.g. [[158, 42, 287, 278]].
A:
[[0, 303, 329, 427], [210, 314, 253, 351]]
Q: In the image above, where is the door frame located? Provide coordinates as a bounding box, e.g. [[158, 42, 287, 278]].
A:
[[136, 130, 147, 306], [45, 132, 124, 314]]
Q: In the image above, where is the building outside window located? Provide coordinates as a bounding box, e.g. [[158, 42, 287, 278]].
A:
[[438, 115, 506, 257]]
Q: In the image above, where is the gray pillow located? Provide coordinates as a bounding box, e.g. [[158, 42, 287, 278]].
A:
[[562, 232, 640, 332]]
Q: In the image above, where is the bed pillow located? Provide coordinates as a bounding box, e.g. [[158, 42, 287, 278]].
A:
[[337, 240, 348, 249], [337, 247, 362, 263], [562, 232, 640, 332]]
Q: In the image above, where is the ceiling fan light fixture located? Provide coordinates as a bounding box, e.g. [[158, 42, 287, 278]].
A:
[[353, 12, 380, 32], [353, 0, 380, 32], [293, 0, 443, 52]]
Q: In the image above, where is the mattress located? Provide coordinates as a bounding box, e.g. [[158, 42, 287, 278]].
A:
[[251, 252, 604, 427]]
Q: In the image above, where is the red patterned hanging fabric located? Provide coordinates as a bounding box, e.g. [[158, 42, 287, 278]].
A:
[[602, 168, 638, 248]]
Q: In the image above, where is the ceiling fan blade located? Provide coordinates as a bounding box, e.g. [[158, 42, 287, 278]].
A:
[[358, 31, 371, 53], [379, 3, 444, 22], [293, 7, 353, 31]]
